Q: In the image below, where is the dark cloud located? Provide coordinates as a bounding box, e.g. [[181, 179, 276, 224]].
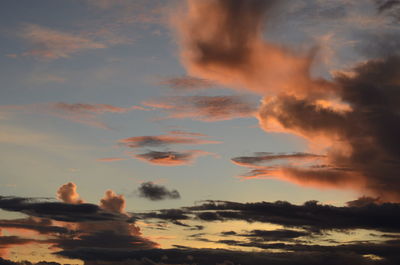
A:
[[0, 185, 158, 261], [237, 229, 310, 241], [0, 218, 71, 235], [173, 0, 400, 200], [136, 209, 190, 222], [57, 246, 398, 265], [119, 133, 219, 148], [375, 0, 400, 14], [255, 56, 400, 200], [142, 95, 257, 121], [134, 150, 210, 166], [0, 258, 64, 265], [0, 196, 127, 223], [140, 200, 400, 233], [346, 196, 383, 207], [137, 182, 180, 201], [52, 230, 156, 251], [231, 152, 324, 167]]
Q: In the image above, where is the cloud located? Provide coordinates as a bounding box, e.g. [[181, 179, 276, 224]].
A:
[[56, 245, 400, 265], [0, 102, 138, 129], [232, 229, 311, 242], [0, 218, 71, 235], [159, 75, 216, 90], [0, 183, 158, 262], [142, 95, 257, 121], [256, 57, 400, 200], [172, 0, 334, 98], [0, 196, 127, 223], [172, 0, 400, 201], [19, 24, 106, 59], [119, 133, 220, 148], [133, 150, 211, 166], [375, 0, 400, 19], [57, 182, 83, 204], [100, 190, 126, 213], [138, 199, 400, 233], [137, 182, 180, 201], [231, 152, 325, 168]]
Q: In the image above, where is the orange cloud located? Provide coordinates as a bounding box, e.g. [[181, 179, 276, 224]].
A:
[[57, 182, 83, 204], [173, 0, 400, 201], [100, 190, 126, 214], [173, 0, 335, 98]]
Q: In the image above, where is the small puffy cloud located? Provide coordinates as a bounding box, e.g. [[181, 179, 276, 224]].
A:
[[137, 182, 180, 201], [100, 190, 126, 214], [57, 182, 83, 204]]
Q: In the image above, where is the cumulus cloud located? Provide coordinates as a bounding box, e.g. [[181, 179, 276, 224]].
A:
[[137, 182, 180, 201], [172, 0, 400, 201], [142, 95, 257, 121], [100, 190, 126, 213], [0, 183, 158, 262], [173, 0, 335, 98], [57, 182, 83, 204]]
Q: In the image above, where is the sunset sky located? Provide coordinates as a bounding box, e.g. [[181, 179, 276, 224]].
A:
[[1, 0, 400, 264]]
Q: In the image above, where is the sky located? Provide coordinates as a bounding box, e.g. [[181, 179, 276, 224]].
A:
[[0, 0, 400, 264]]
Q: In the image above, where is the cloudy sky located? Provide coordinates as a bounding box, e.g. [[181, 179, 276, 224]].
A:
[[1, 0, 400, 264]]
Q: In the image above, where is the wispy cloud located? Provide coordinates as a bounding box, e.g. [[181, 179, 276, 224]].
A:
[[158, 75, 216, 90], [19, 24, 106, 59], [119, 133, 220, 148], [0, 102, 140, 129], [142, 95, 257, 121]]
